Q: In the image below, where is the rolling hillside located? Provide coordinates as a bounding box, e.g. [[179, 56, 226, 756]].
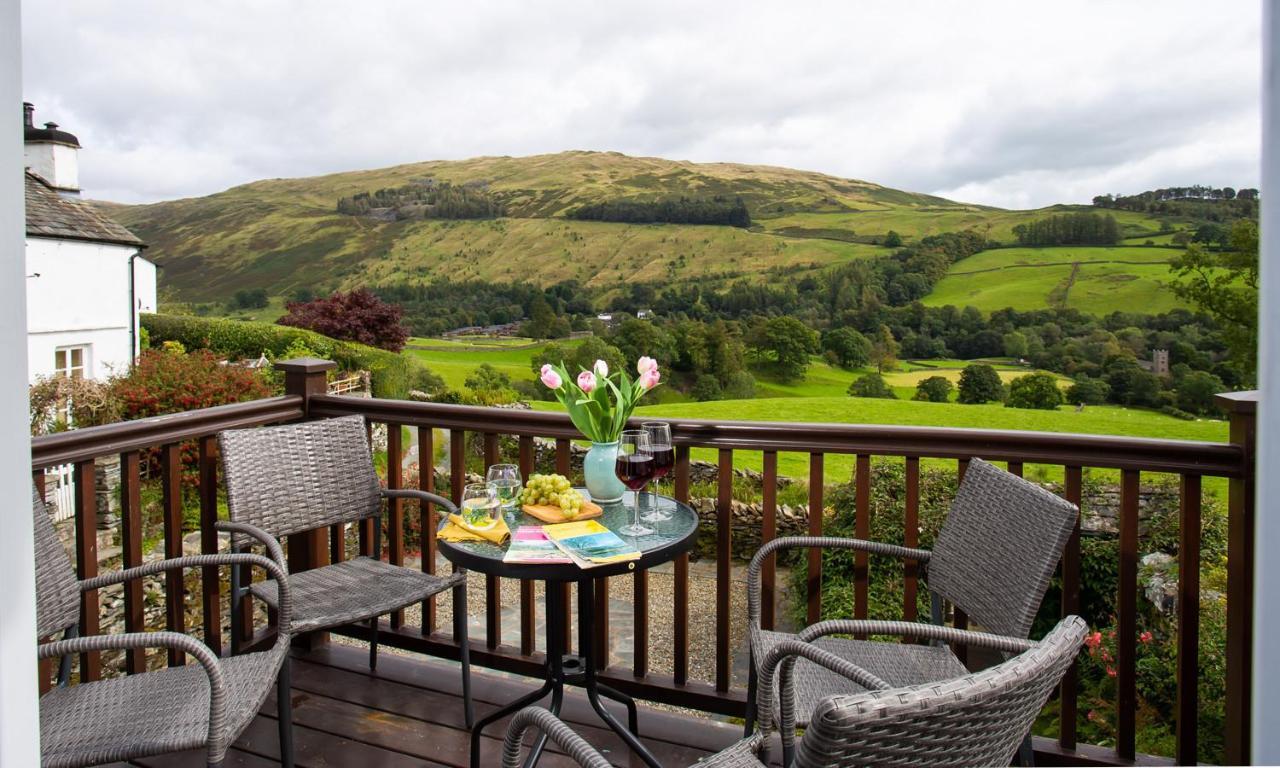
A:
[[106, 151, 1180, 309]]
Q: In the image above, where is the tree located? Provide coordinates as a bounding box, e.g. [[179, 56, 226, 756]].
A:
[[756, 316, 819, 382], [1176, 370, 1226, 415], [464, 363, 512, 393], [913, 376, 953, 403], [1066, 376, 1110, 405], [1169, 219, 1258, 382], [848, 373, 897, 399], [278, 289, 409, 351], [1104, 359, 1163, 407], [230, 288, 269, 310], [1002, 331, 1028, 359], [1005, 373, 1064, 410], [869, 325, 899, 373], [957, 363, 1004, 404], [521, 295, 570, 339], [691, 374, 723, 401], [533, 337, 625, 381], [611, 318, 676, 367], [821, 327, 872, 369], [884, 230, 903, 248]]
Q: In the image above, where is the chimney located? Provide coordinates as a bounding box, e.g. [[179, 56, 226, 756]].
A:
[[22, 103, 81, 195]]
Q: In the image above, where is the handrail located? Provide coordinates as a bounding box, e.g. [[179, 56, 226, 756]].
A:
[[310, 394, 1245, 477]]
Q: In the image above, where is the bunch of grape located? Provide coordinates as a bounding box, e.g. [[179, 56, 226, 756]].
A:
[[520, 474, 584, 517]]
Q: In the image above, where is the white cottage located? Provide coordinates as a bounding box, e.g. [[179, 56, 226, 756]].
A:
[[22, 103, 155, 382]]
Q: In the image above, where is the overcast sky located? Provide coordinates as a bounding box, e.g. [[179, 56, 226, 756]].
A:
[[20, 1, 1261, 209]]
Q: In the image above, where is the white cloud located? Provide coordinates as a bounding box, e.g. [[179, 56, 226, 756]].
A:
[[20, 0, 1261, 207]]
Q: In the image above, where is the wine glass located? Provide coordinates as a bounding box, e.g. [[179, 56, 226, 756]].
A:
[[641, 422, 674, 523], [615, 429, 655, 537], [486, 463, 522, 512], [460, 482, 501, 532]]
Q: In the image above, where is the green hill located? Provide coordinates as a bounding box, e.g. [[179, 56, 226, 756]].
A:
[[106, 151, 1178, 306]]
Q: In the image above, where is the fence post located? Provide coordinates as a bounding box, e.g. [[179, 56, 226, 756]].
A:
[[277, 358, 337, 649], [1216, 390, 1258, 766]]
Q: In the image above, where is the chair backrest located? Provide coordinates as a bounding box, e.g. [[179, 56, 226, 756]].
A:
[[32, 486, 81, 638], [926, 458, 1077, 638], [795, 615, 1087, 768], [219, 415, 382, 538]]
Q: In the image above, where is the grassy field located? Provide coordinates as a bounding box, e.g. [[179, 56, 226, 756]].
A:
[[751, 358, 1066, 401], [923, 245, 1190, 314], [402, 339, 583, 390]]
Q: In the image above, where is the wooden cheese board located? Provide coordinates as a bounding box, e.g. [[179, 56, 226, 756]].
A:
[[521, 500, 604, 524]]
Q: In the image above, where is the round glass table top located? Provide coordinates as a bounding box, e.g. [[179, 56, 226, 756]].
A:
[[436, 491, 699, 581]]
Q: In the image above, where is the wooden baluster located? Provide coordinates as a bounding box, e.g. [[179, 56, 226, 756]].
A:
[[360, 421, 375, 557], [674, 444, 690, 686], [518, 436, 536, 656], [1176, 474, 1202, 765], [761, 450, 778, 631], [716, 448, 733, 691], [450, 429, 466, 644], [483, 433, 501, 650], [556, 438, 573, 654], [903, 456, 920, 630], [120, 452, 145, 673], [198, 437, 221, 654], [420, 426, 437, 635], [854, 454, 870, 625], [74, 459, 101, 681], [161, 443, 185, 666], [388, 424, 405, 629], [1006, 460, 1023, 477], [1060, 465, 1083, 750], [1219, 392, 1256, 766], [1117, 469, 1139, 761], [806, 454, 824, 626]]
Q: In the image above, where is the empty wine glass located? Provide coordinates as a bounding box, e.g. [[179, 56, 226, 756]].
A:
[[486, 463, 522, 511], [641, 422, 674, 523], [460, 482, 501, 531], [615, 429, 655, 537]]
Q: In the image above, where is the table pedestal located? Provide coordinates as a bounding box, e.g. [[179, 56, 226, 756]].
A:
[[470, 576, 660, 768]]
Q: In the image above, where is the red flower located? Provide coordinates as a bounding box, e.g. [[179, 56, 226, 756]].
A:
[[1084, 631, 1103, 651], [1139, 631, 1153, 644], [1106, 666, 1117, 677]]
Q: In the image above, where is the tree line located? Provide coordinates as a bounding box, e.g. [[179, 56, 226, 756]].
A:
[[1011, 212, 1120, 246], [567, 195, 751, 227], [1093, 185, 1258, 222], [336, 181, 505, 220]]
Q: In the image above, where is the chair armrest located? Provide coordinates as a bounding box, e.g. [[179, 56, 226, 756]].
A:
[[381, 488, 459, 517], [215, 520, 286, 569], [80, 553, 292, 636], [796, 619, 1036, 654], [502, 707, 612, 768], [747, 536, 931, 625], [39, 632, 229, 758]]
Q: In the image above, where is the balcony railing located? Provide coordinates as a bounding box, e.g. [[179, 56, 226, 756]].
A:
[[29, 359, 1258, 767]]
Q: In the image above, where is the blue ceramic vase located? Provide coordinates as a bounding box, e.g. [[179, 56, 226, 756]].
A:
[[584, 441, 625, 503]]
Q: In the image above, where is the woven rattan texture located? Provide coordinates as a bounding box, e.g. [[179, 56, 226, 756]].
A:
[[32, 485, 81, 638]]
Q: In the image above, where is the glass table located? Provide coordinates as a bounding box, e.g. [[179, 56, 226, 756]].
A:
[[438, 491, 698, 768]]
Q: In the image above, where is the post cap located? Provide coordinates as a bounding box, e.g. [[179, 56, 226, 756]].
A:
[[1215, 390, 1259, 415], [274, 357, 338, 374]]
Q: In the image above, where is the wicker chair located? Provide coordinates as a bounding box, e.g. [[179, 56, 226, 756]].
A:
[[745, 457, 1079, 749], [500, 616, 1087, 768], [32, 487, 295, 768], [217, 414, 474, 726]]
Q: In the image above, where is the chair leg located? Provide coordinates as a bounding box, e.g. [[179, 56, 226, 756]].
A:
[[743, 653, 758, 737], [455, 583, 475, 729], [369, 615, 380, 670], [277, 656, 295, 768], [1015, 733, 1035, 766]]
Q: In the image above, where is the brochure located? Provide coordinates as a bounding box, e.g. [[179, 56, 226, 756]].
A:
[[502, 526, 572, 565], [542, 519, 641, 568]]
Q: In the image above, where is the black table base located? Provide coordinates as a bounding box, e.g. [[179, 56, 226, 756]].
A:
[[470, 575, 661, 768]]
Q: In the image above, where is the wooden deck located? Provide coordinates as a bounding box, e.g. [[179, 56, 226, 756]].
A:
[[129, 642, 757, 767]]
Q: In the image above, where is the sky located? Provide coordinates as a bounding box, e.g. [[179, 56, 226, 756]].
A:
[[20, 0, 1262, 209]]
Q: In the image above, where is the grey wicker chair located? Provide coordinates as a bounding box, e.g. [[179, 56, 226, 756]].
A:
[[217, 413, 474, 726], [32, 487, 295, 768], [745, 457, 1078, 747], [501, 616, 1087, 768]]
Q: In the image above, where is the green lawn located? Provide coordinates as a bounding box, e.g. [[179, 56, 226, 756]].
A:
[[404, 339, 584, 389]]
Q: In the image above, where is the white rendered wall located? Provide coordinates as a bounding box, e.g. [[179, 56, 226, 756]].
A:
[[23, 141, 78, 193], [25, 236, 149, 380], [1254, 1, 1279, 761], [0, 0, 40, 762]]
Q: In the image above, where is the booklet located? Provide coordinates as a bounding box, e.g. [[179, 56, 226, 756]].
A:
[[542, 519, 641, 568], [502, 526, 572, 565]]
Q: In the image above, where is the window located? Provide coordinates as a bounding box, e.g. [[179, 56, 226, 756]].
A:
[[54, 345, 89, 379]]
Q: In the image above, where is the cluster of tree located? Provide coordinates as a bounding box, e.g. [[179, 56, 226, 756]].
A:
[[1011, 212, 1120, 246], [277, 289, 410, 352], [336, 181, 505, 220], [227, 288, 269, 310], [1093, 185, 1258, 222], [374, 280, 592, 337], [567, 195, 751, 227]]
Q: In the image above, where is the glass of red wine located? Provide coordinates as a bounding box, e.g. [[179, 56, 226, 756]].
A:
[[615, 429, 656, 537], [641, 422, 674, 523]]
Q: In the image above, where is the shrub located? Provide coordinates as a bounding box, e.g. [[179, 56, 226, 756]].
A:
[[1066, 376, 1111, 405], [848, 373, 897, 399], [691, 374, 723, 401], [957, 363, 1005, 404], [278, 289, 410, 352], [1006, 372, 1064, 410], [29, 375, 122, 435], [913, 375, 953, 403], [821, 327, 872, 369]]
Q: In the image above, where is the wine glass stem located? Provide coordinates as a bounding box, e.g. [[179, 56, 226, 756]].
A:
[[634, 486, 642, 528]]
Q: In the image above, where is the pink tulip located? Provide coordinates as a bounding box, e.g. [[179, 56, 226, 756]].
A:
[[639, 367, 661, 390], [577, 370, 597, 393], [637, 356, 658, 374], [539, 364, 563, 390], [593, 359, 609, 377]]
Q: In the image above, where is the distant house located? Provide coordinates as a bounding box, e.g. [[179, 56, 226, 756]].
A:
[[23, 103, 155, 383]]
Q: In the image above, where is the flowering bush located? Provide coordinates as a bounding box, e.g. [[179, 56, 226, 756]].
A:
[[539, 356, 660, 442]]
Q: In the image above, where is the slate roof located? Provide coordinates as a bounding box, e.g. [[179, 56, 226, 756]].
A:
[[24, 171, 144, 247]]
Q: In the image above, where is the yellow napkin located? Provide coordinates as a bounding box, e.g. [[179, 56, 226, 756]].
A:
[[439, 513, 511, 545]]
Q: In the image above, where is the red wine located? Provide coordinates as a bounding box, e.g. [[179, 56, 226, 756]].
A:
[[648, 445, 675, 479], [615, 453, 655, 490]]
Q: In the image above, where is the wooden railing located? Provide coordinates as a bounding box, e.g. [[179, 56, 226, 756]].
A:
[[29, 360, 1257, 767]]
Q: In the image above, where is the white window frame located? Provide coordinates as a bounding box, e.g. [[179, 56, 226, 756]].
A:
[[54, 344, 89, 379]]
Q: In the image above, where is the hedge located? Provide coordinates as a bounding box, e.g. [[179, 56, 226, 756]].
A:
[[141, 314, 441, 399]]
